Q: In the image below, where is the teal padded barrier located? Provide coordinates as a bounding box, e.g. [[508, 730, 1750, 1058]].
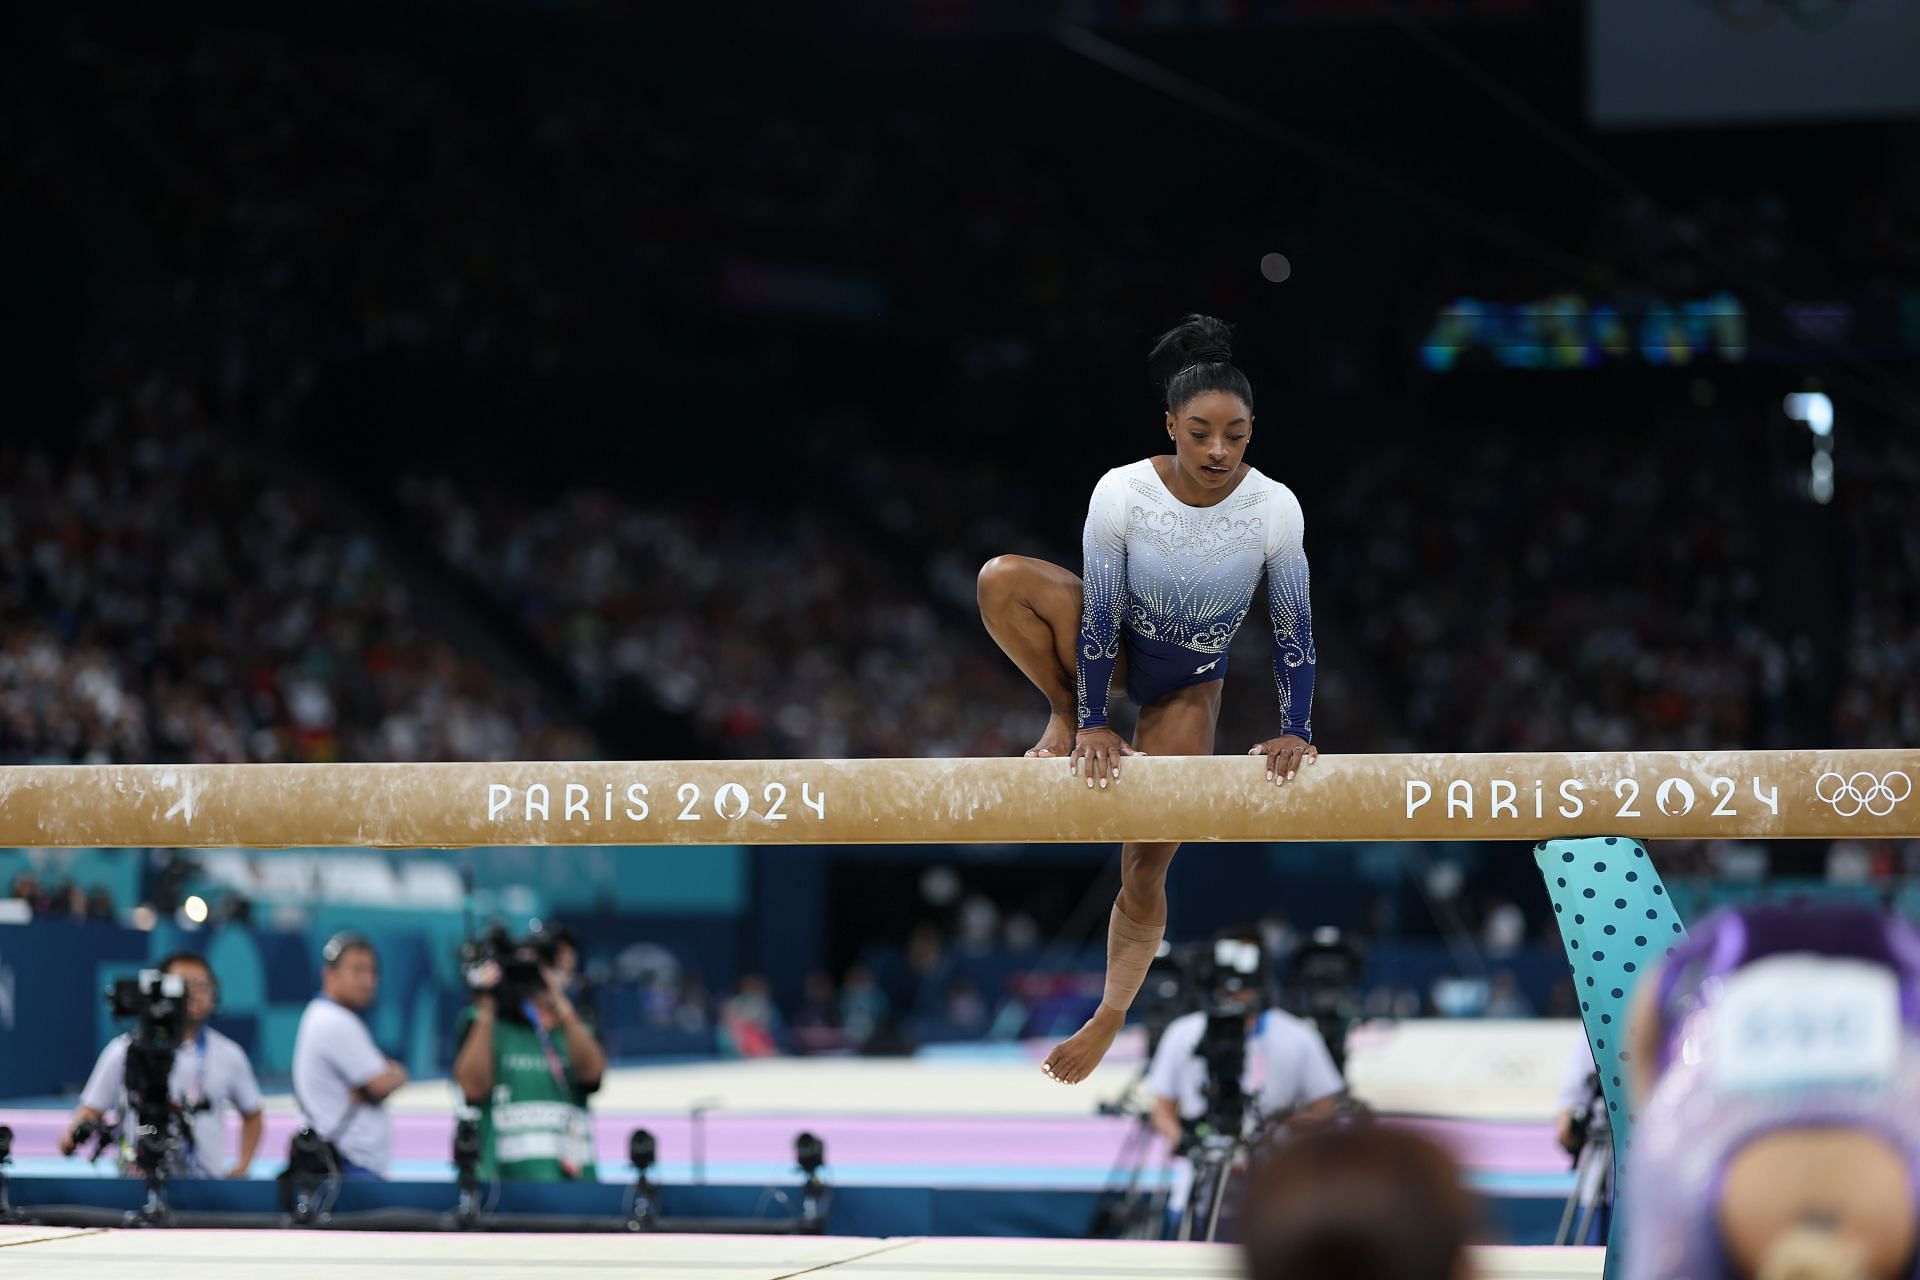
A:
[[1537, 836, 1689, 1278]]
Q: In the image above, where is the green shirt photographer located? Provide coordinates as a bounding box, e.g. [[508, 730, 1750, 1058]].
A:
[[452, 949, 605, 1182]]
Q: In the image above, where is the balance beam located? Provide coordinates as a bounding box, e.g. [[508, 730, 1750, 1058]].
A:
[[0, 751, 1913, 848]]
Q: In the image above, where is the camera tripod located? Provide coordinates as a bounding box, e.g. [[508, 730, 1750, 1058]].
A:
[[1176, 1125, 1251, 1243], [66, 1106, 187, 1227], [1089, 1064, 1172, 1240], [1553, 1099, 1612, 1247], [0, 1124, 18, 1224], [1178, 1097, 1373, 1244]]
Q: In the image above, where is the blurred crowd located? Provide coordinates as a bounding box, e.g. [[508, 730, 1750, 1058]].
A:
[[32, 13, 1917, 769], [1834, 432, 1920, 748], [4, 872, 116, 922], [9, 379, 1889, 770], [397, 477, 1037, 758], [395, 418, 1893, 764], [1330, 432, 1780, 753], [0, 366, 588, 765]]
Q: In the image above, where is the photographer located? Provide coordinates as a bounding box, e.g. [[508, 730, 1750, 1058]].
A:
[[1550, 1032, 1610, 1247], [452, 925, 605, 1181], [291, 932, 409, 1179], [60, 952, 264, 1179], [1147, 929, 1344, 1154], [1553, 1034, 1600, 1158]]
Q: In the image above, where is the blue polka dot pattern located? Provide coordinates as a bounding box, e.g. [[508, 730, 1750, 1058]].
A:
[[1535, 836, 1690, 1277]]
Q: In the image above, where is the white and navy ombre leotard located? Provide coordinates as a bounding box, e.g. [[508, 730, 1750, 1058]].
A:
[[1075, 459, 1315, 735]]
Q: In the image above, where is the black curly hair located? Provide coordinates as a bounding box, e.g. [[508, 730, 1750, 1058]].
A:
[[1148, 314, 1253, 417]]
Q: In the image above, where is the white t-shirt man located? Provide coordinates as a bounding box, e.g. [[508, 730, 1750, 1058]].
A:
[[1148, 1007, 1344, 1126], [1557, 1034, 1598, 1113], [1144, 1005, 1344, 1220], [1148, 1007, 1344, 1217], [291, 997, 393, 1175], [78, 1029, 263, 1178]]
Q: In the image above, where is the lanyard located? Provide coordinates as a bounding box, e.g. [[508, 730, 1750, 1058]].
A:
[[182, 1030, 209, 1108], [522, 1000, 570, 1091]]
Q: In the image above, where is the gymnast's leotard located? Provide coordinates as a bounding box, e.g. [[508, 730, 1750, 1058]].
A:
[[1074, 459, 1315, 736], [1623, 904, 1920, 1279]]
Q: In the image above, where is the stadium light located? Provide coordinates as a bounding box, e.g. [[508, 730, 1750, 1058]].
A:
[[1784, 391, 1833, 438]]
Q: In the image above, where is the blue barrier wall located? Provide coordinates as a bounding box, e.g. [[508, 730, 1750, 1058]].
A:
[[0, 921, 151, 1098]]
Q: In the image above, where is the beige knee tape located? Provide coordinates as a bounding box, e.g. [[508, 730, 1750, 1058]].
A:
[[1102, 901, 1165, 1013]]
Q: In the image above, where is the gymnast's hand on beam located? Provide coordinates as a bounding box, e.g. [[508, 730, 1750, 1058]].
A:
[[1070, 726, 1138, 789], [1250, 735, 1316, 785]]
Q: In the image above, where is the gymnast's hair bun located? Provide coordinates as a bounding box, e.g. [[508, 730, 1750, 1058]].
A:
[[1148, 314, 1251, 414]]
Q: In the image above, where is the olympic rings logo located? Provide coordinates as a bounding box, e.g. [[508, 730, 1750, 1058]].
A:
[[1815, 770, 1913, 818]]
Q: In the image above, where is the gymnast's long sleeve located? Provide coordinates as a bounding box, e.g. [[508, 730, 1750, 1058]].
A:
[[1076, 470, 1130, 731], [1264, 489, 1317, 742]]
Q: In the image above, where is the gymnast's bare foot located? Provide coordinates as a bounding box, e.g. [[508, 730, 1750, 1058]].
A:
[[1042, 1005, 1125, 1085], [1026, 711, 1075, 759]]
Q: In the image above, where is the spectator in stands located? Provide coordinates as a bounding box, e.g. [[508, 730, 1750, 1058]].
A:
[[7, 873, 42, 912], [1242, 1124, 1478, 1280], [1258, 912, 1298, 967], [453, 927, 606, 1181], [1004, 911, 1041, 950], [718, 973, 782, 1058], [60, 951, 264, 1179], [0, 369, 592, 770], [1480, 898, 1527, 958], [794, 970, 838, 1028], [675, 974, 712, 1033], [1482, 970, 1532, 1018], [291, 932, 409, 1179], [906, 923, 946, 981], [791, 970, 847, 1055], [944, 976, 989, 1035], [839, 965, 890, 1051]]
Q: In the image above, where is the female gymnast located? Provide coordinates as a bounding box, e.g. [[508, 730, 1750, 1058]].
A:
[[1623, 902, 1920, 1279], [976, 314, 1318, 1085]]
